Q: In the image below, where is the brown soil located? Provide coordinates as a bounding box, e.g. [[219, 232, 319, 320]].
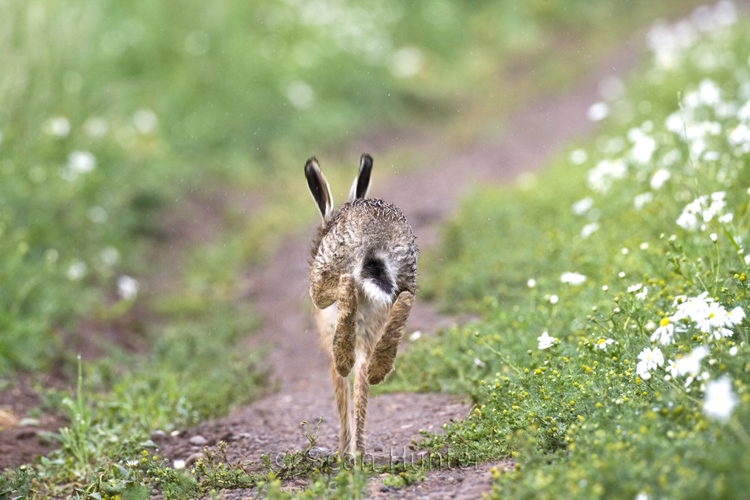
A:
[[0, 373, 66, 470]]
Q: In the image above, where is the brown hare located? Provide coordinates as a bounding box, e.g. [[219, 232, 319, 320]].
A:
[[305, 154, 418, 457]]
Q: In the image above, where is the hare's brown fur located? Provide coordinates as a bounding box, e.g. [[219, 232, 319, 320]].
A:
[[306, 156, 418, 457]]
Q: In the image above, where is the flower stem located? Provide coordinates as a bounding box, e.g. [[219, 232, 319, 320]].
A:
[[729, 417, 750, 446]]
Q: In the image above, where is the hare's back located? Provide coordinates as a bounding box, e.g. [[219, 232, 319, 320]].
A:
[[342, 199, 417, 293], [341, 198, 412, 237], [320, 199, 417, 294]]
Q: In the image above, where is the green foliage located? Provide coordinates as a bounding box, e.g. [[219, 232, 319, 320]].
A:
[[6, 411, 369, 499], [0, 0, 708, 497], [381, 469, 424, 489], [260, 467, 369, 500], [58, 358, 93, 471], [0, 0, 688, 373], [0, 466, 32, 500], [259, 419, 339, 480], [0, 301, 261, 498], [389, 8, 750, 499]]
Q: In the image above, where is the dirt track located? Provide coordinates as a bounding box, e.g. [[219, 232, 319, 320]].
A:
[[151, 39, 642, 498]]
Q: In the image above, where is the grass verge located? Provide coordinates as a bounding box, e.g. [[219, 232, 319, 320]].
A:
[[385, 3, 750, 499]]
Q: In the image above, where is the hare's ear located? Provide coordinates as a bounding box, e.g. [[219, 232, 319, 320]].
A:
[[348, 153, 373, 201], [305, 157, 334, 222]]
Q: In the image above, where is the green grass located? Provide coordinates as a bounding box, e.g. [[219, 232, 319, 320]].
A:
[[0, 0, 699, 378], [0, 0, 709, 497], [0, 0, 681, 375], [385, 6, 750, 499]]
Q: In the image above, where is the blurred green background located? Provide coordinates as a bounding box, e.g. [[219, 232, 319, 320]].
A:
[[0, 0, 692, 374], [0, 0, 720, 496], [0, 0, 692, 372]]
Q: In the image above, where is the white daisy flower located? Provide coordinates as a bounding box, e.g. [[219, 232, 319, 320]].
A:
[[634, 192, 654, 211], [571, 197, 594, 215], [537, 332, 556, 350], [674, 346, 708, 377], [631, 136, 657, 164], [117, 276, 139, 301], [67, 261, 87, 281], [703, 376, 737, 423], [595, 338, 614, 351], [581, 222, 600, 239], [727, 307, 745, 325], [636, 347, 664, 380], [650, 168, 671, 190], [587, 102, 609, 121], [68, 150, 96, 174], [650, 318, 675, 345], [560, 272, 587, 285], [44, 116, 71, 137]]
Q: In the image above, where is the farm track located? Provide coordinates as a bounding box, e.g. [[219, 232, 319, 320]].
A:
[[155, 40, 642, 499]]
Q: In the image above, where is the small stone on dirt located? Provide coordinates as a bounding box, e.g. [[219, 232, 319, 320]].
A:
[[0, 409, 19, 429], [15, 429, 38, 440], [185, 452, 206, 466], [36, 432, 56, 445], [230, 432, 252, 441], [309, 446, 330, 457], [150, 430, 168, 441], [189, 435, 208, 446]]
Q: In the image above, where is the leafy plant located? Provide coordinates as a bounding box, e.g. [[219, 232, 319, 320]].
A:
[[58, 357, 92, 471], [388, 4, 750, 499], [0, 466, 32, 500]]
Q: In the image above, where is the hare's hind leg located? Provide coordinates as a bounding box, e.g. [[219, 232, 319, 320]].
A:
[[352, 292, 414, 456], [330, 362, 353, 456], [353, 358, 370, 456], [367, 291, 414, 385], [332, 274, 358, 378]]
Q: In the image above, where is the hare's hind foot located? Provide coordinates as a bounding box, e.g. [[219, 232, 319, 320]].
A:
[[353, 360, 370, 455], [333, 274, 358, 378], [330, 363, 353, 457], [367, 291, 414, 385]]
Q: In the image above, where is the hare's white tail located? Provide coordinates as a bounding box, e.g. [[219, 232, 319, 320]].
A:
[[359, 251, 397, 306]]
